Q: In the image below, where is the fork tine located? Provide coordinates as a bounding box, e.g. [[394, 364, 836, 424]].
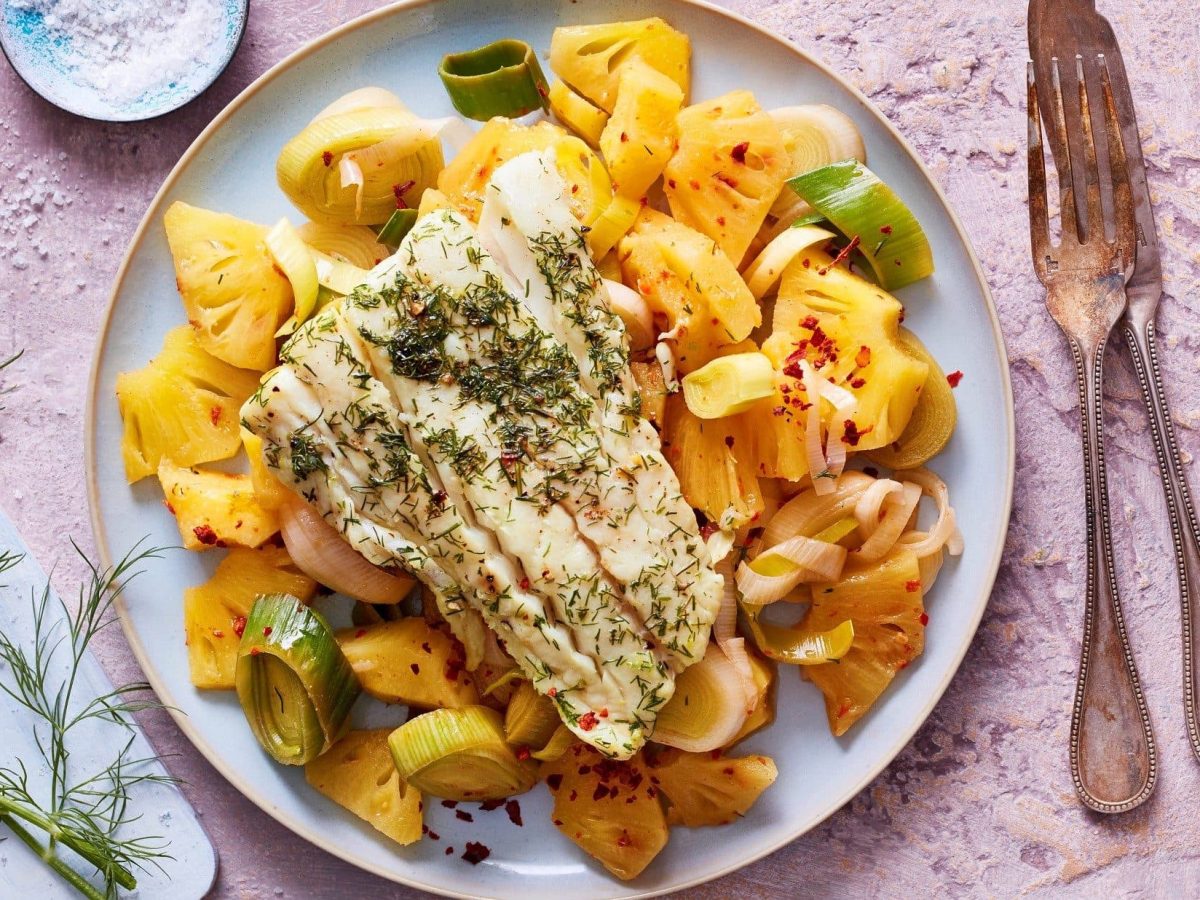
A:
[[1048, 57, 1079, 242], [1098, 54, 1137, 261], [1027, 62, 1051, 281], [1075, 55, 1104, 241]]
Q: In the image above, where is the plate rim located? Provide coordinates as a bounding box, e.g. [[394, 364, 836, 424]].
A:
[[84, 0, 1015, 895]]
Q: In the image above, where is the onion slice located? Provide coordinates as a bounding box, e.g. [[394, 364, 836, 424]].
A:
[[856, 481, 922, 562], [279, 495, 415, 603], [602, 278, 655, 351], [737, 534, 848, 605], [714, 560, 757, 707], [651, 643, 750, 752], [898, 466, 963, 558], [742, 223, 835, 300], [762, 470, 874, 547]]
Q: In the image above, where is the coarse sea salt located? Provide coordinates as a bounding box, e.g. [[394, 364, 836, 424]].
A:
[[11, 0, 228, 106]]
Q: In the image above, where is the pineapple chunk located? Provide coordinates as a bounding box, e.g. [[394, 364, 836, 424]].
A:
[[618, 210, 759, 373], [772, 248, 928, 451], [662, 392, 763, 528], [548, 79, 609, 149], [630, 360, 668, 427], [650, 749, 777, 827], [664, 90, 789, 266], [727, 650, 777, 746], [184, 545, 317, 688], [544, 744, 668, 880], [436, 119, 610, 224], [336, 618, 479, 710], [240, 428, 291, 511], [802, 549, 926, 735], [116, 325, 260, 483], [549, 18, 690, 114], [158, 462, 279, 551], [305, 729, 423, 846], [164, 202, 293, 371], [600, 59, 683, 199]]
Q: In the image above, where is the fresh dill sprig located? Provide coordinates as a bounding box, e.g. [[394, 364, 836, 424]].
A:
[[0, 540, 177, 900], [0, 349, 21, 412]]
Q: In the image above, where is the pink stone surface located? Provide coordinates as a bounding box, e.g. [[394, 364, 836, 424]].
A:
[[2, 0, 1199, 896]]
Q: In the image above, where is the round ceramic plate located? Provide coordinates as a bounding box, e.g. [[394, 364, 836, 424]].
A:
[[86, 1, 1014, 896]]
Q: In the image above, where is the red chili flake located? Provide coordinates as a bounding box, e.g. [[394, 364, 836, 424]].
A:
[[262, 626, 273, 637], [546, 773, 564, 791], [863, 466, 879, 478], [722, 767, 735, 776], [616, 832, 632, 848], [421, 641, 432, 653], [445, 847, 454, 856], [579, 711, 598, 732], [392, 179, 416, 209], [842, 420, 868, 447], [212, 629, 224, 639], [249, 646, 261, 656], [455, 810, 474, 822], [505, 799, 523, 827], [547, 687, 557, 698], [724, 435, 735, 449], [428, 830, 440, 841], [569, 789, 578, 801], [855, 346, 871, 368], [441, 799, 458, 808], [820, 234, 861, 275], [716, 172, 739, 189], [837, 701, 852, 718], [880, 224, 893, 235], [462, 842, 491, 865], [592, 784, 610, 801], [518, 576, 531, 591], [946, 370, 964, 388], [898, 660, 910, 670], [410, 663, 420, 675], [321, 150, 333, 167], [850, 377, 866, 389], [716, 216, 726, 226], [619, 131, 629, 143], [164, 501, 176, 515], [667, 178, 677, 189], [515, 745, 531, 761], [699, 521, 719, 541], [710, 749, 723, 760], [233, 616, 247, 638], [730, 141, 749, 163], [688, 178, 701, 190], [599, 707, 609, 718], [905, 580, 921, 593], [802, 258, 811, 268], [192, 524, 219, 546], [354, 628, 367, 638], [919, 612, 930, 626], [209, 406, 222, 426], [480, 798, 505, 811]]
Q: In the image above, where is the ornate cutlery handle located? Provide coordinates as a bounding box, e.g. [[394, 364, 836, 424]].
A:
[[1069, 336, 1157, 813], [1124, 319, 1200, 761]]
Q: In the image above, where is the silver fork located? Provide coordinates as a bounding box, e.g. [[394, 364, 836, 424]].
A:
[[1027, 56, 1156, 813]]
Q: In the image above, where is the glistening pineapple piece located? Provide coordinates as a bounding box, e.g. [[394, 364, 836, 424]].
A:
[[163, 201, 293, 371], [600, 59, 683, 199], [650, 748, 777, 827], [116, 325, 260, 482], [157, 462, 279, 551], [336, 619, 479, 710]]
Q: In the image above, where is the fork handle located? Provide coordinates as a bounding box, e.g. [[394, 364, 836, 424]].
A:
[[1124, 319, 1200, 761], [1069, 336, 1157, 813]]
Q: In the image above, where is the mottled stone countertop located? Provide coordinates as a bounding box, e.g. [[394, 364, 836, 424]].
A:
[[2, 0, 1199, 896]]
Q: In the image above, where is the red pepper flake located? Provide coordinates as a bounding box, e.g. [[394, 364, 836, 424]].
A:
[[164, 501, 176, 515], [192, 524, 219, 546], [850, 377, 866, 389], [722, 767, 735, 776], [880, 224, 893, 235], [592, 783, 610, 801], [863, 466, 879, 478], [479, 798, 505, 811], [599, 707, 609, 718], [209, 406, 222, 426], [546, 773, 563, 791], [842, 420, 872, 447], [233, 615, 247, 638], [515, 745, 531, 761], [462, 842, 491, 865], [802, 257, 811, 268], [724, 435, 735, 449], [410, 663, 420, 675], [392, 179, 416, 209], [441, 799, 458, 808], [578, 711, 598, 732], [355, 628, 367, 638], [730, 141, 749, 163], [855, 345, 871, 368], [262, 626, 273, 637], [455, 809, 474, 822], [428, 830, 440, 841], [547, 687, 557, 698], [421, 641, 432, 653], [905, 580, 921, 593], [619, 131, 629, 143], [322, 150, 333, 167], [919, 612, 930, 626], [249, 646, 261, 656], [819, 235, 861, 275], [505, 799, 523, 827], [710, 749, 723, 760], [667, 178, 677, 189], [837, 701, 851, 719], [616, 831, 632, 848], [716, 172, 739, 189], [445, 846, 454, 856], [212, 628, 224, 639], [518, 576, 531, 591], [946, 370, 964, 388], [699, 521, 718, 541]]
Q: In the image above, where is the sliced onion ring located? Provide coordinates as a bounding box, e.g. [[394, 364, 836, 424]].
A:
[[895, 466, 962, 558], [762, 470, 874, 547], [856, 481, 922, 562]]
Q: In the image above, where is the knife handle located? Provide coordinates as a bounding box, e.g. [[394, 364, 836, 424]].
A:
[[1124, 319, 1200, 761], [1069, 336, 1157, 813]]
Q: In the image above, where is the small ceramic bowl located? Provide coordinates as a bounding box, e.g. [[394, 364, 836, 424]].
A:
[[0, 0, 249, 122]]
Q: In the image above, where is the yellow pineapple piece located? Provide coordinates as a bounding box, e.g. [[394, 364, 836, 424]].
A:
[[436, 119, 610, 224], [116, 325, 260, 483], [336, 618, 479, 710], [164, 202, 293, 371], [629, 360, 668, 428], [184, 545, 317, 689], [650, 749, 777, 827], [548, 80, 609, 149], [618, 210, 759, 373], [305, 729, 423, 846], [550, 18, 690, 114], [600, 59, 683, 199], [662, 392, 763, 528], [664, 90, 788, 266], [158, 461, 279, 551], [802, 549, 926, 735], [543, 743, 668, 880], [240, 428, 291, 511]]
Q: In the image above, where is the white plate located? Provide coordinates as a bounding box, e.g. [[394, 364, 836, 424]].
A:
[[86, 1, 1014, 896]]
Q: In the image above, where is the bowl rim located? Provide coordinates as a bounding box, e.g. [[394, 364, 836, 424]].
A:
[[84, 0, 1015, 895]]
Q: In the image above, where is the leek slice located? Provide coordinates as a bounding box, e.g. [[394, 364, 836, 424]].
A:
[[652, 644, 749, 752], [296, 221, 389, 270], [865, 328, 957, 469], [438, 39, 549, 121], [311, 248, 370, 296], [377, 208, 418, 250], [531, 725, 575, 761], [586, 194, 641, 260], [266, 218, 319, 337], [503, 680, 561, 750], [812, 516, 860, 546], [547, 79, 608, 149], [389, 706, 538, 801], [235, 593, 360, 765], [787, 160, 933, 290], [682, 352, 775, 419], [741, 608, 854, 666]]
